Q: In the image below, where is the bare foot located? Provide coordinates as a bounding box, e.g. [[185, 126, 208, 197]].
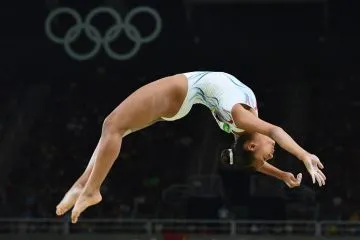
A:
[[71, 190, 102, 223], [56, 185, 83, 216]]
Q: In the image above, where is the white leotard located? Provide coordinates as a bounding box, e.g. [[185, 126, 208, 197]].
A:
[[162, 71, 258, 134]]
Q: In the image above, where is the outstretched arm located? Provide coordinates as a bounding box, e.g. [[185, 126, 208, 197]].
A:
[[232, 104, 307, 158], [231, 104, 326, 186], [256, 161, 302, 188]]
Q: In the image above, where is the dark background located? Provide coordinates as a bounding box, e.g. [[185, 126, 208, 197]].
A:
[[0, 0, 359, 222]]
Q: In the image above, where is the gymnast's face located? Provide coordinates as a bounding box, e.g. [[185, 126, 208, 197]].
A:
[[244, 133, 275, 162]]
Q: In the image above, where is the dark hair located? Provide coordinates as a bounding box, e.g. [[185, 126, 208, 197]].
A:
[[220, 133, 256, 171]]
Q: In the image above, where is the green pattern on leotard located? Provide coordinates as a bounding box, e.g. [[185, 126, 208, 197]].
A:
[[222, 123, 231, 133]]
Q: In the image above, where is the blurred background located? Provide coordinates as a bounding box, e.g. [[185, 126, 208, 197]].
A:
[[0, 0, 359, 239]]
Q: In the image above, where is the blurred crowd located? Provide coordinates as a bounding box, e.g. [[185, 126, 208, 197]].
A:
[[0, 0, 359, 223], [0, 67, 200, 219], [0, 61, 358, 221]]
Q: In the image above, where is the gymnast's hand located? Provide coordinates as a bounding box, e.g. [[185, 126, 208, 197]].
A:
[[282, 172, 302, 188], [300, 153, 326, 187]]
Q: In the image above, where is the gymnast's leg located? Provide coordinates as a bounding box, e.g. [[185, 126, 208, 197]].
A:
[[55, 140, 100, 216], [60, 74, 187, 223], [56, 119, 159, 216]]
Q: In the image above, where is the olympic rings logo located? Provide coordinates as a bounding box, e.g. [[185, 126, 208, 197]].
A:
[[45, 6, 162, 61]]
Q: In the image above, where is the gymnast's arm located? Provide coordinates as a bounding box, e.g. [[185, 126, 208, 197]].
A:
[[231, 103, 326, 187], [256, 161, 283, 180], [231, 104, 308, 160], [256, 161, 302, 188]]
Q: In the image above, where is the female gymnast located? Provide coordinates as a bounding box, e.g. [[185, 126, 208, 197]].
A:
[[55, 71, 326, 223]]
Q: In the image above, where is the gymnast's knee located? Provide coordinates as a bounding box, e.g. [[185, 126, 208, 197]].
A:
[[102, 115, 130, 138]]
